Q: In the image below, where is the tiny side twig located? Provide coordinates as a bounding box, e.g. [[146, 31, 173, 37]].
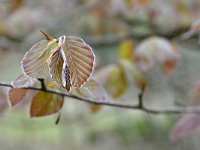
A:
[[38, 79, 47, 91]]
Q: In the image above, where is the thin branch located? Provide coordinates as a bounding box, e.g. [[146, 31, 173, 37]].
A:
[[1, 82, 200, 115]]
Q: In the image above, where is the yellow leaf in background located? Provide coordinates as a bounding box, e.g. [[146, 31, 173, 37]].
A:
[[119, 39, 134, 61], [105, 64, 127, 98], [120, 60, 147, 90], [30, 91, 64, 117]]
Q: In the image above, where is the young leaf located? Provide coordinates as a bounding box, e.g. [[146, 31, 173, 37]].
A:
[[70, 80, 107, 112], [58, 36, 95, 88], [11, 74, 38, 88], [104, 64, 127, 98], [9, 74, 38, 107], [47, 46, 71, 91], [30, 91, 64, 117], [9, 88, 27, 107], [170, 114, 200, 141], [21, 39, 57, 79], [135, 36, 179, 73], [120, 60, 147, 90], [71, 80, 107, 101]]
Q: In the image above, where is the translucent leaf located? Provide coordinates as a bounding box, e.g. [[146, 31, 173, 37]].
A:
[[104, 64, 127, 98], [30, 91, 64, 117], [120, 60, 147, 90], [47, 47, 71, 91], [9, 74, 38, 107], [21, 39, 57, 79], [11, 74, 37, 88], [71, 80, 106, 101], [170, 114, 200, 141], [59, 35, 95, 88], [9, 88, 27, 107], [71, 80, 106, 112], [135, 36, 179, 73]]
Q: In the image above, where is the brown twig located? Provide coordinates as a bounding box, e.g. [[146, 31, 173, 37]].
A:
[[1, 82, 200, 115]]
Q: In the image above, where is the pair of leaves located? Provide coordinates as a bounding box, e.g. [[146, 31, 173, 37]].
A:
[[135, 36, 179, 73], [9, 74, 107, 117], [21, 33, 95, 91], [9, 75, 64, 117]]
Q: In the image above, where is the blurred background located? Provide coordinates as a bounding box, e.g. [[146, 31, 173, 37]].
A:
[[1, 0, 200, 149]]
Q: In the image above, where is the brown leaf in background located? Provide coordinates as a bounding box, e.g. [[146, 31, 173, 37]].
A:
[[8, 74, 39, 107], [9, 88, 27, 107], [9, 74, 38, 107]]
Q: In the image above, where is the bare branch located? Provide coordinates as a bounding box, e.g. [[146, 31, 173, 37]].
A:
[[1, 82, 200, 115]]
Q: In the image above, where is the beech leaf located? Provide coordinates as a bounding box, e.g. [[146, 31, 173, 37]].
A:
[[71, 80, 106, 112], [30, 91, 64, 117], [58, 35, 95, 88], [9, 88, 27, 107], [71, 80, 107, 101], [9, 74, 38, 107], [21, 39, 57, 79], [105, 64, 127, 98]]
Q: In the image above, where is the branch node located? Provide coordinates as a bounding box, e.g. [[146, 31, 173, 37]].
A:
[[138, 84, 145, 108], [38, 79, 47, 91]]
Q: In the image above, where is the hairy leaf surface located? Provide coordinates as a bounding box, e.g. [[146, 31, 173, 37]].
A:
[[59, 36, 95, 88], [22, 39, 57, 78]]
